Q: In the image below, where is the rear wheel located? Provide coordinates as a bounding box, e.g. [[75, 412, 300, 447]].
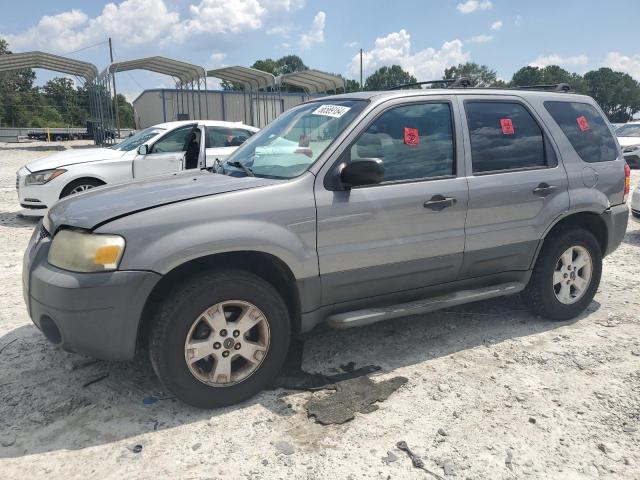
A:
[[522, 227, 602, 321], [149, 270, 290, 408], [60, 178, 104, 198]]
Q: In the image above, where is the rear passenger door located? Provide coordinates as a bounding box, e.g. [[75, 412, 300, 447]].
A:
[[458, 97, 569, 278], [315, 98, 469, 305]]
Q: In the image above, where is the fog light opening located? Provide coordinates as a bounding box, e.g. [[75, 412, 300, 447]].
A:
[[40, 315, 62, 346]]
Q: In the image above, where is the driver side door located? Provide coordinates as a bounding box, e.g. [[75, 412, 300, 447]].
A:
[[133, 124, 195, 179]]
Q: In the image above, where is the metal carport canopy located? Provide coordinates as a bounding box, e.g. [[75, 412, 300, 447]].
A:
[[108, 56, 205, 83], [278, 70, 345, 93], [206, 66, 276, 90], [0, 51, 98, 83]]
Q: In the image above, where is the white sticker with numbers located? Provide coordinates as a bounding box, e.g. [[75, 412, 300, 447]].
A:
[[311, 104, 351, 118]]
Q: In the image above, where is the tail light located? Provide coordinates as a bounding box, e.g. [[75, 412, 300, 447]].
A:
[[623, 163, 631, 202]]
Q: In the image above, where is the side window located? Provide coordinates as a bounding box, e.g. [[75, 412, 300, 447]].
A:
[[151, 125, 194, 153], [544, 101, 618, 163], [350, 102, 455, 182], [465, 101, 546, 173], [206, 127, 254, 148]]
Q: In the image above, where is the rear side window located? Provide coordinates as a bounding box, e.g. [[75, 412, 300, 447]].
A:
[[465, 101, 546, 173], [350, 102, 455, 182], [206, 127, 254, 148], [544, 101, 617, 163]]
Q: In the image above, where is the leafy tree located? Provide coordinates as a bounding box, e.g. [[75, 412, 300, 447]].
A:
[[510, 65, 588, 93], [444, 62, 499, 87], [222, 55, 309, 91], [364, 65, 417, 90], [584, 68, 640, 122], [115, 94, 135, 128]]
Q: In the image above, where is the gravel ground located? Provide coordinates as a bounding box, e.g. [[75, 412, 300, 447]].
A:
[[0, 142, 639, 479]]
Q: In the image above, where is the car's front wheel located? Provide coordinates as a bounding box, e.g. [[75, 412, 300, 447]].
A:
[[522, 227, 602, 321], [149, 270, 290, 408], [60, 178, 105, 198]]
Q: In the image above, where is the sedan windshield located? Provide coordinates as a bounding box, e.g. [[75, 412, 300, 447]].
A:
[[615, 124, 640, 137], [224, 100, 368, 178], [111, 127, 165, 151]]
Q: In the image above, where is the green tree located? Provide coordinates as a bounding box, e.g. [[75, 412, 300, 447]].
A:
[[0, 39, 37, 127], [222, 55, 309, 91], [364, 65, 417, 90], [510, 65, 588, 92], [584, 68, 640, 122], [444, 62, 499, 87], [115, 94, 135, 128]]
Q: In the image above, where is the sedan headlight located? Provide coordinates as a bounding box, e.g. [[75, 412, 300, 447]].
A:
[[25, 169, 67, 185], [48, 229, 125, 272]]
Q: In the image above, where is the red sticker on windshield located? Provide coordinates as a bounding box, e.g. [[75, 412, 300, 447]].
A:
[[500, 118, 515, 135], [404, 127, 419, 145], [576, 115, 590, 131]]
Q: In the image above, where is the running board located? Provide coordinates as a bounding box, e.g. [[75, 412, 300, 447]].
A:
[[327, 282, 525, 329]]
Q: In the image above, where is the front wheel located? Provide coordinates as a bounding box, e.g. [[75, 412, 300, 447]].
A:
[[149, 270, 290, 408], [522, 227, 602, 321], [60, 178, 104, 198]]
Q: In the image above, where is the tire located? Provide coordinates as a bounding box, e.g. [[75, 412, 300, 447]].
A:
[[149, 269, 291, 408], [522, 227, 602, 321], [59, 178, 104, 198]]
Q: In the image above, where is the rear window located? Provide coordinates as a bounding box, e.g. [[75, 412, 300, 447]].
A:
[[465, 101, 546, 173], [544, 101, 618, 163]]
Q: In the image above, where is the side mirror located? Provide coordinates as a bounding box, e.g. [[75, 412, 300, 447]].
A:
[[137, 144, 149, 155], [340, 158, 384, 189]]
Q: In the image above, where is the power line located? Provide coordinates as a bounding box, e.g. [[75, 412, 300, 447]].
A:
[[61, 40, 109, 57]]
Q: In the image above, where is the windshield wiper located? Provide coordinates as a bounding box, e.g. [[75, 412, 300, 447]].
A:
[[226, 160, 255, 177]]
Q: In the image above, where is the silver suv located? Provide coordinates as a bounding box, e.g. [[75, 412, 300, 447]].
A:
[[23, 86, 631, 408]]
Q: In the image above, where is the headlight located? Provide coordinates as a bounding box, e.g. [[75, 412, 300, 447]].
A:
[[24, 169, 67, 185], [48, 229, 125, 272]]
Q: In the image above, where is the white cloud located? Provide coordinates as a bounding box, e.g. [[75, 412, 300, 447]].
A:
[[281, 42, 291, 49], [266, 26, 289, 35], [349, 29, 469, 81], [469, 34, 493, 44], [456, 0, 492, 14], [171, 0, 265, 42], [344, 41, 359, 48], [515, 15, 523, 26], [208, 52, 227, 67], [2, 0, 179, 52], [603, 52, 640, 81], [299, 11, 325, 50], [490, 20, 503, 30], [529, 54, 588, 68]]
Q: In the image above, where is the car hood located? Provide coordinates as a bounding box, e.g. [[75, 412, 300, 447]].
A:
[[25, 147, 126, 172], [46, 170, 281, 231], [616, 136, 640, 148]]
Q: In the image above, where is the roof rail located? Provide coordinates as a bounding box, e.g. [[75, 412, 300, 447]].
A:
[[387, 76, 473, 90], [513, 83, 572, 92]]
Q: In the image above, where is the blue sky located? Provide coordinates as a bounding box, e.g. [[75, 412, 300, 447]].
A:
[[1, 0, 639, 101]]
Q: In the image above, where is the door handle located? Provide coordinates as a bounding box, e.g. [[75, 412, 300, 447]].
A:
[[533, 183, 558, 197], [423, 195, 456, 211]]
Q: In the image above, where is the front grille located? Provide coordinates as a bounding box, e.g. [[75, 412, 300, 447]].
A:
[[20, 203, 47, 210], [38, 224, 51, 241]]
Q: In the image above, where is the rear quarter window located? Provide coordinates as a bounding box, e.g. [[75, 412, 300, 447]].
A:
[[544, 101, 618, 163]]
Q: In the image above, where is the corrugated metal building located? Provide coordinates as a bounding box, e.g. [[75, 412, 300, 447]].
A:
[[132, 89, 320, 129]]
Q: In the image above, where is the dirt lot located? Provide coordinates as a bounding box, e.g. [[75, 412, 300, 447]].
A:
[[0, 142, 639, 479]]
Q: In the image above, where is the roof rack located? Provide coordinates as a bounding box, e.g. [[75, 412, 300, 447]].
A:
[[512, 83, 572, 92], [387, 76, 473, 90]]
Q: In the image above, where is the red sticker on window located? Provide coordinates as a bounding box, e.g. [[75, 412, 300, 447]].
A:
[[500, 118, 515, 135], [404, 127, 419, 146], [576, 115, 590, 131]]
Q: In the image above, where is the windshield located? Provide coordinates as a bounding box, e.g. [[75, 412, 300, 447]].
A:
[[224, 100, 368, 178], [615, 124, 640, 137], [111, 127, 165, 151]]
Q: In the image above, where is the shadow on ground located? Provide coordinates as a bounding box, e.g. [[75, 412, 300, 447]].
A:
[[0, 293, 593, 459], [0, 211, 41, 230]]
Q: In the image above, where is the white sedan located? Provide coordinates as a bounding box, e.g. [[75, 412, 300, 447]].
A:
[[615, 122, 640, 169], [16, 120, 258, 216]]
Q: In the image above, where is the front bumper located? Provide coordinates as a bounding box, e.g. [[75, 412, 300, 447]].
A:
[[23, 224, 161, 360], [16, 167, 60, 216]]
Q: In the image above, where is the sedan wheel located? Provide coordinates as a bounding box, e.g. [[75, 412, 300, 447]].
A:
[[553, 245, 593, 305], [69, 184, 96, 195]]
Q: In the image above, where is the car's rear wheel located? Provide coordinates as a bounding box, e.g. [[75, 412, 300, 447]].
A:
[[60, 178, 105, 198], [522, 227, 602, 321], [149, 270, 290, 408]]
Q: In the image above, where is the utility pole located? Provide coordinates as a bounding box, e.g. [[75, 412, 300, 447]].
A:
[[360, 48, 363, 91], [108, 37, 121, 138]]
